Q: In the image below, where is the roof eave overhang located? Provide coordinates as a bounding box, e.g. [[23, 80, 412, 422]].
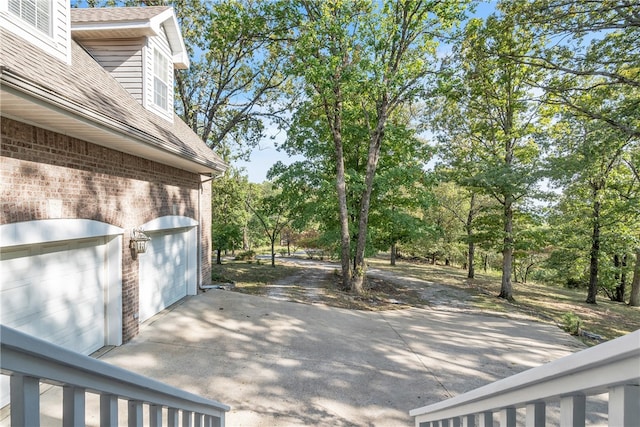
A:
[[0, 71, 225, 176]]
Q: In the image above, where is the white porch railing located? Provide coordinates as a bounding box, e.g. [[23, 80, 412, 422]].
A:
[[410, 330, 640, 427], [0, 325, 230, 427]]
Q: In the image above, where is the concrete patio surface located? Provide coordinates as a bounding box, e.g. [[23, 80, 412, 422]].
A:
[[34, 287, 600, 426]]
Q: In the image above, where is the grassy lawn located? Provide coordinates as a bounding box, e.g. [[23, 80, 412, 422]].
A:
[[212, 255, 640, 344], [211, 260, 300, 295], [367, 257, 640, 344]]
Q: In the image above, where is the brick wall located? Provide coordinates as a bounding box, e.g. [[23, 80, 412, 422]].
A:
[[1, 117, 212, 342]]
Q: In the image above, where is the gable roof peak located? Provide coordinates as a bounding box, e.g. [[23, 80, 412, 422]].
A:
[[71, 6, 189, 69]]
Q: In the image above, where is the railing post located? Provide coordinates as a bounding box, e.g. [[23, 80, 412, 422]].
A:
[[10, 374, 40, 427], [63, 385, 86, 427], [149, 404, 163, 427], [462, 414, 476, 427], [609, 384, 640, 427], [478, 411, 493, 427], [560, 395, 585, 427], [168, 408, 179, 427], [100, 394, 119, 427], [128, 400, 144, 427], [500, 407, 516, 427], [525, 402, 545, 427]]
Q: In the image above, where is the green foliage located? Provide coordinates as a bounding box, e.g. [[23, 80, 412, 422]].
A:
[[561, 312, 582, 336], [235, 250, 255, 261]]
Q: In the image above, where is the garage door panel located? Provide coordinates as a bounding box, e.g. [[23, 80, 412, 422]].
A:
[[139, 229, 188, 323], [0, 239, 106, 354]]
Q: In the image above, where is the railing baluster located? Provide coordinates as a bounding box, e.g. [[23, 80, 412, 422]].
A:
[[1, 326, 228, 425], [560, 395, 585, 427], [609, 384, 640, 427], [478, 411, 493, 427], [500, 407, 516, 427], [128, 400, 144, 427], [183, 410, 193, 427], [525, 402, 545, 427], [194, 412, 204, 427], [63, 385, 86, 427], [100, 394, 119, 427], [462, 414, 475, 427], [149, 404, 163, 427], [168, 408, 179, 427], [451, 416, 461, 427], [419, 422, 431, 427], [10, 374, 40, 427]]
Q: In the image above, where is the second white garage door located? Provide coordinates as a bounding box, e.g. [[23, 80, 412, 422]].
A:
[[139, 228, 190, 322]]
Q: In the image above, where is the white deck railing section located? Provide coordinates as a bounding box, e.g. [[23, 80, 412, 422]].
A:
[[410, 330, 640, 427], [0, 325, 230, 427]]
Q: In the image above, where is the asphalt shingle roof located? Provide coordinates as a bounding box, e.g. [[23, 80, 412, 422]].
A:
[[70, 6, 171, 24], [0, 25, 224, 173]]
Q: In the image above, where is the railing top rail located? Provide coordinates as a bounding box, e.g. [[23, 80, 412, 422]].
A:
[[410, 330, 640, 420], [0, 325, 230, 415]]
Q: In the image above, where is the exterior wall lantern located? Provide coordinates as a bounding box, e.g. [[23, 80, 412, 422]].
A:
[[130, 228, 151, 259]]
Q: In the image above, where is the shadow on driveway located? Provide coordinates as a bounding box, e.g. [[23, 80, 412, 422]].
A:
[[81, 289, 596, 426]]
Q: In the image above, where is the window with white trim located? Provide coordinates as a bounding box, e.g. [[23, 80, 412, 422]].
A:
[[8, 0, 51, 36], [153, 48, 170, 111]]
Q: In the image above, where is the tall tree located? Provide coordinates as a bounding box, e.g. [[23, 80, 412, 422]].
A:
[[433, 13, 546, 301], [546, 89, 637, 303], [173, 0, 292, 160], [210, 168, 251, 264], [503, 0, 640, 140], [245, 183, 290, 267], [286, 0, 468, 293]]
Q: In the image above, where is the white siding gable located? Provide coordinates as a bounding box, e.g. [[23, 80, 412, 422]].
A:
[[81, 38, 145, 104], [0, 0, 71, 64], [144, 24, 174, 123]]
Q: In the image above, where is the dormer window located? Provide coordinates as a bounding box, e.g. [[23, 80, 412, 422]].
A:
[[8, 0, 50, 36], [153, 48, 170, 111]]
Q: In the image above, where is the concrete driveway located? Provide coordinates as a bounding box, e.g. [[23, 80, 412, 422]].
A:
[[83, 289, 590, 426]]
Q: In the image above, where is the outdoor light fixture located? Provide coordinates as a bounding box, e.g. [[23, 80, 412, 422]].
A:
[[130, 228, 151, 259]]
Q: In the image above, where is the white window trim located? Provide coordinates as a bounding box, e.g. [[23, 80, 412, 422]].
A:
[[0, 0, 70, 64], [153, 48, 170, 112], [7, 0, 52, 37]]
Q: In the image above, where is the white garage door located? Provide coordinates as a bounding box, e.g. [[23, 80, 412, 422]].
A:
[[139, 228, 188, 322], [0, 237, 107, 355]]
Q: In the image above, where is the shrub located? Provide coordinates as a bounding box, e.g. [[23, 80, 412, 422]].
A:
[[561, 311, 582, 335], [235, 250, 256, 261]]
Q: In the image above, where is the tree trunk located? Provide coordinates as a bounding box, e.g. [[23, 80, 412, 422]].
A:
[[242, 227, 249, 250], [467, 193, 476, 279], [352, 110, 387, 294], [586, 199, 601, 304], [334, 127, 352, 291], [270, 238, 276, 267], [216, 248, 222, 265], [498, 196, 514, 301], [614, 254, 627, 302], [629, 247, 640, 306], [390, 242, 397, 266], [483, 253, 488, 272]]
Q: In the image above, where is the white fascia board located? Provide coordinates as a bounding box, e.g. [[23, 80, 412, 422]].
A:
[[152, 8, 190, 69], [71, 21, 157, 37]]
